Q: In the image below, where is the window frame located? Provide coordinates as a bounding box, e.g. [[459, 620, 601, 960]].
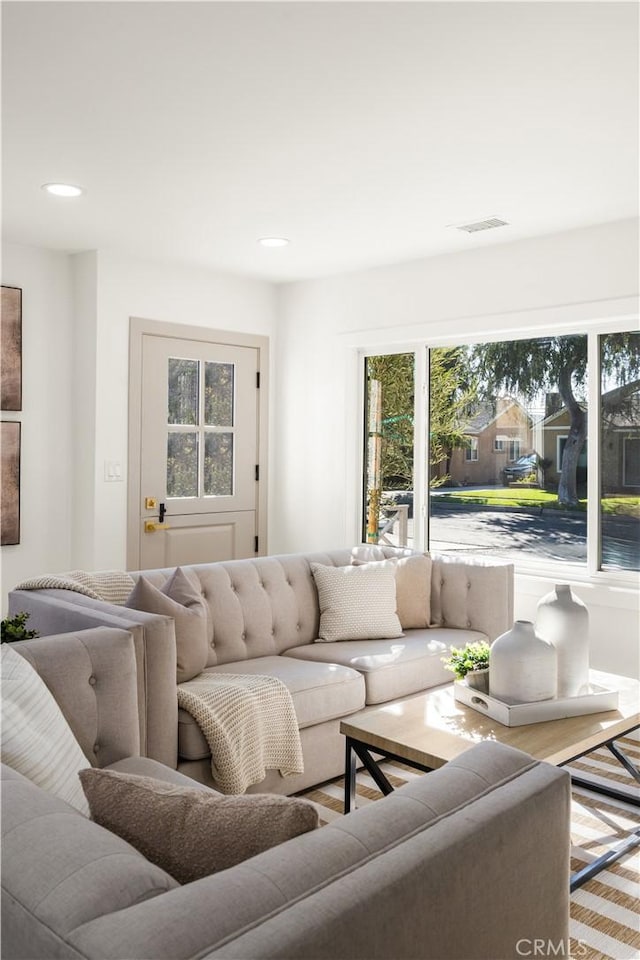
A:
[[465, 437, 479, 461], [355, 313, 638, 588], [508, 438, 521, 462], [622, 436, 640, 487]]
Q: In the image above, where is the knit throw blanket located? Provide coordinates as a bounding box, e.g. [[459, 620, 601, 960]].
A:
[[177, 673, 304, 795], [13, 570, 135, 606]]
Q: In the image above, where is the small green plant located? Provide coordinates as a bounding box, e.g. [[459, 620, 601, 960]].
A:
[[442, 640, 490, 680], [1, 612, 39, 643]]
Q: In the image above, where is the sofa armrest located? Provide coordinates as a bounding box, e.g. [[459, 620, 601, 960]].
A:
[[8, 589, 179, 768], [431, 553, 514, 641], [10, 628, 140, 767], [66, 742, 569, 960]]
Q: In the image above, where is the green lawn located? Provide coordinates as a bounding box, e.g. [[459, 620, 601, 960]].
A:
[[433, 488, 640, 517]]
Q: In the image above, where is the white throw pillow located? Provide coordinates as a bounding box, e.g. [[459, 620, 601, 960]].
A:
[[350, 554, 432, 629], [1, 644, 90, 815], [310, 562, 403, 642]]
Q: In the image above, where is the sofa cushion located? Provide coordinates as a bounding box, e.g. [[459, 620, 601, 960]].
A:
[[79, 767, 319, 883], [350, 553, 432, 629], [126, 568, 208, 683], [1, 645, 90, 815], [310, 562, 403, 642], [284, 628, 488, 704], [178, 656, 366, 760]]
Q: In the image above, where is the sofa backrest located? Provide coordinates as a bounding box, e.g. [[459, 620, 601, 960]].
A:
[[131, 550, 353, 667], [131, 546, 514, 666], [9, 627, 141, 768]]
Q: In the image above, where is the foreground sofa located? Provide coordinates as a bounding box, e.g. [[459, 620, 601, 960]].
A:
[[9, 546, 514, 794], [1, 627, 570, 960]]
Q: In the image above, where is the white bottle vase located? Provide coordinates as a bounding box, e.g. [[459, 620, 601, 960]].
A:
[[489, 620, 557, 704], [536, 584, 590, 698]]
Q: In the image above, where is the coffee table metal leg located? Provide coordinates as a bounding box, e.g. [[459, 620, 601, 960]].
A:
[[607, 737, 640, 784], [570, 829, 640, 892], [568, 730, 639, 890], [343, 738, 432, 813], [345, 737, 358, 814]]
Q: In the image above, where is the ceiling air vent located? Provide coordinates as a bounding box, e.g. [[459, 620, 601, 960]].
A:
[[454, 218, 509, 234]]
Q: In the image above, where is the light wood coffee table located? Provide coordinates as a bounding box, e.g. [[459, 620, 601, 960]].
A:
[[340, 669, 640, 889]]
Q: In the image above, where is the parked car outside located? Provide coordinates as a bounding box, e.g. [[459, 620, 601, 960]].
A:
[[502, 454, 538, 483]]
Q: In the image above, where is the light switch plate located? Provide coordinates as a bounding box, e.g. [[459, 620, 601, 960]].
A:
[[104, 460, 123, 482]]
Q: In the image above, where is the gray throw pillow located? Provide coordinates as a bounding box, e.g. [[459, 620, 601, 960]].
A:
[[125, 567, 209, 683], [79, 768, 319, 884]]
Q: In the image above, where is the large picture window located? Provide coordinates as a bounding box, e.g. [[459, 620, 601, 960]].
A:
[[361, 328, 639, 574]]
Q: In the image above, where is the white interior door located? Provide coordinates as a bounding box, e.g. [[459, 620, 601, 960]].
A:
[[137, 333, 261, 568]]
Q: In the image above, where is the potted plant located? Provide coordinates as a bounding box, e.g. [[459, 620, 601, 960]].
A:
[[1, 611, 39, 644], [442, 640, 491, 694]]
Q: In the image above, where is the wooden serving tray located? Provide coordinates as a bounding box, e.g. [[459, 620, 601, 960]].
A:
[[453, 681, 620, 727]]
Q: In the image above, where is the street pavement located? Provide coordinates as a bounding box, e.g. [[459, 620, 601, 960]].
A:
[[428, 502, 639, 569]]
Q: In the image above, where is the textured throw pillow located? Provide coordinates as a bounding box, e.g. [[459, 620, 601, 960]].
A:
[[310, 562, 403, 642], [126, 567, 209, 683], [1, 645, 90, 815], [79, 768, 319, 883], [350, 554, 432, 629]]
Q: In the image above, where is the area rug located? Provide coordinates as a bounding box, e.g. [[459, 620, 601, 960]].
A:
[[300, 735, 639, 960]]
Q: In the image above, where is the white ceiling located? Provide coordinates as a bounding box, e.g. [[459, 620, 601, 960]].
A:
[[2, 1, 638, 284]]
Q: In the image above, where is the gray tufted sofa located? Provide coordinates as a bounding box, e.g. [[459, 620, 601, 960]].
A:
[[1, 627, 570, 960], [9, 546, 514, 795]]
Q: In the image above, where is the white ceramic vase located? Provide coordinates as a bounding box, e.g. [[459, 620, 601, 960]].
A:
[[489, 620, 557, 704], [536, 584, 590, 698]]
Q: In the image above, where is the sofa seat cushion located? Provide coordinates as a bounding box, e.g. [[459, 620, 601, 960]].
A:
[[108, 755, 215, 788], [283, 628, 488, 705], [178, 656, 365, 761]]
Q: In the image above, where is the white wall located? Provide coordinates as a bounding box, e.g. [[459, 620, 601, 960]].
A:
[[82, 250, 278, 569], [1, 243, 74, 611], [1, 245, 277, 602], [3, 223, 638, 674], [274, 219, 640, 676]]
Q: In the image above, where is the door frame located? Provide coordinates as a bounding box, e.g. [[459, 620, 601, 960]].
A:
[[127, 316, 269, 570]]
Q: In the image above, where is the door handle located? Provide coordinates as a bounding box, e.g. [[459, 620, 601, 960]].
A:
[[144, 521, 171, 533]]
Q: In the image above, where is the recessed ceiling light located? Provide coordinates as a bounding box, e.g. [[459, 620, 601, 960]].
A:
[[41, 182, 84, 198], [257, 237, 290, 248]]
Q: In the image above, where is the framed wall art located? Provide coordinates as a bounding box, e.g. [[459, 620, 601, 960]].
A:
[[1, 420, 21, 545], [1, 285, 22, 411]]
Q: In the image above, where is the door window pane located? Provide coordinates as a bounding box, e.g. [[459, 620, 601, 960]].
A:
[[205, 362, 234, 427], [204, 433, 234, 497], [167, 433, 198, 498], [362, 354, 414, 547], [600, 332, 640, 571], [168, 359, 199, 425]]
